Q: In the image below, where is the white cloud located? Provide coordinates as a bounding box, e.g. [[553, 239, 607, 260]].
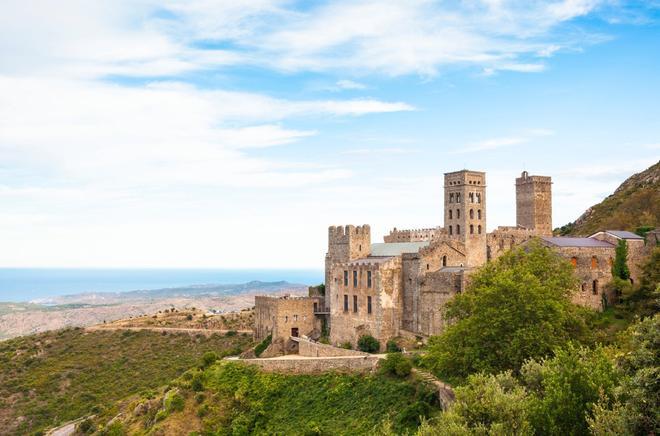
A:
[[454, 129, 555, 154], [335, 80, 367, 90]]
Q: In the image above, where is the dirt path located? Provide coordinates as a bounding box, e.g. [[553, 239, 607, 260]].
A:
[[86, 326, 253, 335]]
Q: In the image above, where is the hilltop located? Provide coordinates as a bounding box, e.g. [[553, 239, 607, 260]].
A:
[[556, 160, 660, 236]]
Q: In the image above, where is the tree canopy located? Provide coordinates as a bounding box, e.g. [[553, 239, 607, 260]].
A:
[[423, 241, 588, 381]]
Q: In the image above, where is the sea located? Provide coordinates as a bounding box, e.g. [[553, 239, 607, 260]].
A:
[[0, 268, 324, 303]]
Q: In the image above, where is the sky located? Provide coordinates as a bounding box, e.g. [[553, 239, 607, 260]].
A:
[[1, 0, 659, 269]]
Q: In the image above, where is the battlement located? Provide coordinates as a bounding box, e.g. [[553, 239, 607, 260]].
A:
[[516, 171, 552, 185], [384, 226, 444, 243], [328, 224, 370, 241]]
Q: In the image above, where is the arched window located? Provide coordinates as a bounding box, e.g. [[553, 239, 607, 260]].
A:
[[470, 224, 474, 234], [457, 225, 461, 235], [476, 193, 481, 203], [449, 193, 454, 203], [478, 209, 481, 219], [456, 209, 461, 219], [449, 225, 453, 235], [581, 283, 586, 292], [571, 257, 578, 267], [478, 225, 482, 234], [591, 256, 598, 269], [426, 263, 430, 270], [442, 255, 447, 267], [449, 210, 453, 219], [470, 209, 474, 219], [469, 192, 474, 203], [456, 193, 461, 203], [592, 280, 598, 295]]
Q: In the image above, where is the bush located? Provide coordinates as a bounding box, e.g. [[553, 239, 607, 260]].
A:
[[340, 341, 352, 350], [386, 340, 401, 353], [186, 314, 193, 321], [164, 390, 185, 413], [191, 373, 204, 392], [380, 353, 412, 378], [201, 351, 218, 368], [254, 334, 271, 357], [357, 335, 380, 353], [225, 330, 237, 337]]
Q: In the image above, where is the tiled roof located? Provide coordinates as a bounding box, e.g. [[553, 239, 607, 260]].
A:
[[370, 241, 430, 256], [540, 237, 614, 248], [603, 230, 644, 240]]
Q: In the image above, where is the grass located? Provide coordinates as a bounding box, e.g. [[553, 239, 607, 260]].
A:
[[0, 327, 252, 435]]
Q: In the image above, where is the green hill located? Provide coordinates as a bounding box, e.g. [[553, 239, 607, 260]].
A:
[[556, 160, 659, 236], [0, 328, 252, 435]]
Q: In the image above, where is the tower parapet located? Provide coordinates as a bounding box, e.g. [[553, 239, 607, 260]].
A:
[[516, 171, 552, 237]]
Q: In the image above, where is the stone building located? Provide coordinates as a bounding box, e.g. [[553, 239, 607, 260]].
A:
[[255, 169, 652, 350], [254, 294, 324, 342]]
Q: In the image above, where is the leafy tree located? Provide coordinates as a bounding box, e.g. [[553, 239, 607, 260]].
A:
[[254, 334, 271, 357], [380, 353, 412, 378], [589, 315, 660, 434], [358, 335, 380, 353], [417, 372, 533, 435], [386, 340, 401, 353], [612, 239, 630, 280], [201, 351, 219, 368], [423, 242, 586, 381], [521, 344, 619, 435]]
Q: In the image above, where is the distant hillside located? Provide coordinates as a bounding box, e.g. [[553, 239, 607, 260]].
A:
[[556, 160, 660, 236], [0, 328, 252, 435]]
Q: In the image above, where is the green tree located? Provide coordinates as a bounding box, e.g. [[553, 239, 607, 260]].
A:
[[380, 353, 412, 378], [417, 372, 533, 435], [522, 344, 619, 435], [357, 334, 380, 353], [612, 239, 630, 280], [423, 242, 586, 381], [589, 315, 660, 434]]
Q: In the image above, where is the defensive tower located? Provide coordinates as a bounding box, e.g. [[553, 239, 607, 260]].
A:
[[515, 171, 552, 236]]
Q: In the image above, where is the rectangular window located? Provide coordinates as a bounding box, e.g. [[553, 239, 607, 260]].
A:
[[343, 294, 348, 312], [344, 270, 348, 286], [367, 296, 372, 314], [353, 295, 358, 312], [367, 271, 372, 288], [353, 270, 358, 287]]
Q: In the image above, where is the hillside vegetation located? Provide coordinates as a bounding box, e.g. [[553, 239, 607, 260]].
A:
[[0, 328, 252, 435], [556, 160, 659, 236], [85, 361, 438, 435]]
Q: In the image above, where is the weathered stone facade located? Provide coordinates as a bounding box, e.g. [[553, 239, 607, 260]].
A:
[[254, 295, 324, 342], [255, 168, 652, 350], [516, 171, 553, 236]]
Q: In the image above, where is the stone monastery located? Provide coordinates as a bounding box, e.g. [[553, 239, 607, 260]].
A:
[[255, 169, 651, 350]]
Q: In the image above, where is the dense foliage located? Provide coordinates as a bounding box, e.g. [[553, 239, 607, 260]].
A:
[[0, 328, 251, 434], [380, 353, 413, 378], [612, 239, 630, 280], [358, 334, 381, 353], [423, 243, 587, 381], [253, 334, 271, 357]]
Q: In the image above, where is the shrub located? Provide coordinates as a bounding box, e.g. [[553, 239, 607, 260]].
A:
[[386, 340, 401, 353], [380, 353, 412, 378], [186, 314, 193, 321], [340, 341, 352, 350], [201, 351, 219, 368], [191, 373, 204, 392], [225, 330, 237, 337], [163, 390, 185, 413], [357, 335, 380, 353], [254, 334, 271, 357]]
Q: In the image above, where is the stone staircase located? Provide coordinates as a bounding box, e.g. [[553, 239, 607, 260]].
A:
[[412, 368, 455, 410]]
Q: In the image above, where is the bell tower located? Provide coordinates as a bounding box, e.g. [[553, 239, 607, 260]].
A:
[[444, 170, 487, 267]]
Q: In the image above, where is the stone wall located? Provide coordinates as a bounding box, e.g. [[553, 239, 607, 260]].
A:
[[486, 226, 537, 261], [329, 256, 402, 349], [294, 337, 369, 357], [240, 355, 380, 374], [418, 268, 471, 336], [254, 295, 322, 342]]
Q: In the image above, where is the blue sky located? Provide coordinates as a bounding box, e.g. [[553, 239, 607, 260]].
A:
[[0, 0, 659, 268]]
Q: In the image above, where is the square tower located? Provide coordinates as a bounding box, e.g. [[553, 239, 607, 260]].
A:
[[515, 171, 552, 237], [444, 170, 487, 267]]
